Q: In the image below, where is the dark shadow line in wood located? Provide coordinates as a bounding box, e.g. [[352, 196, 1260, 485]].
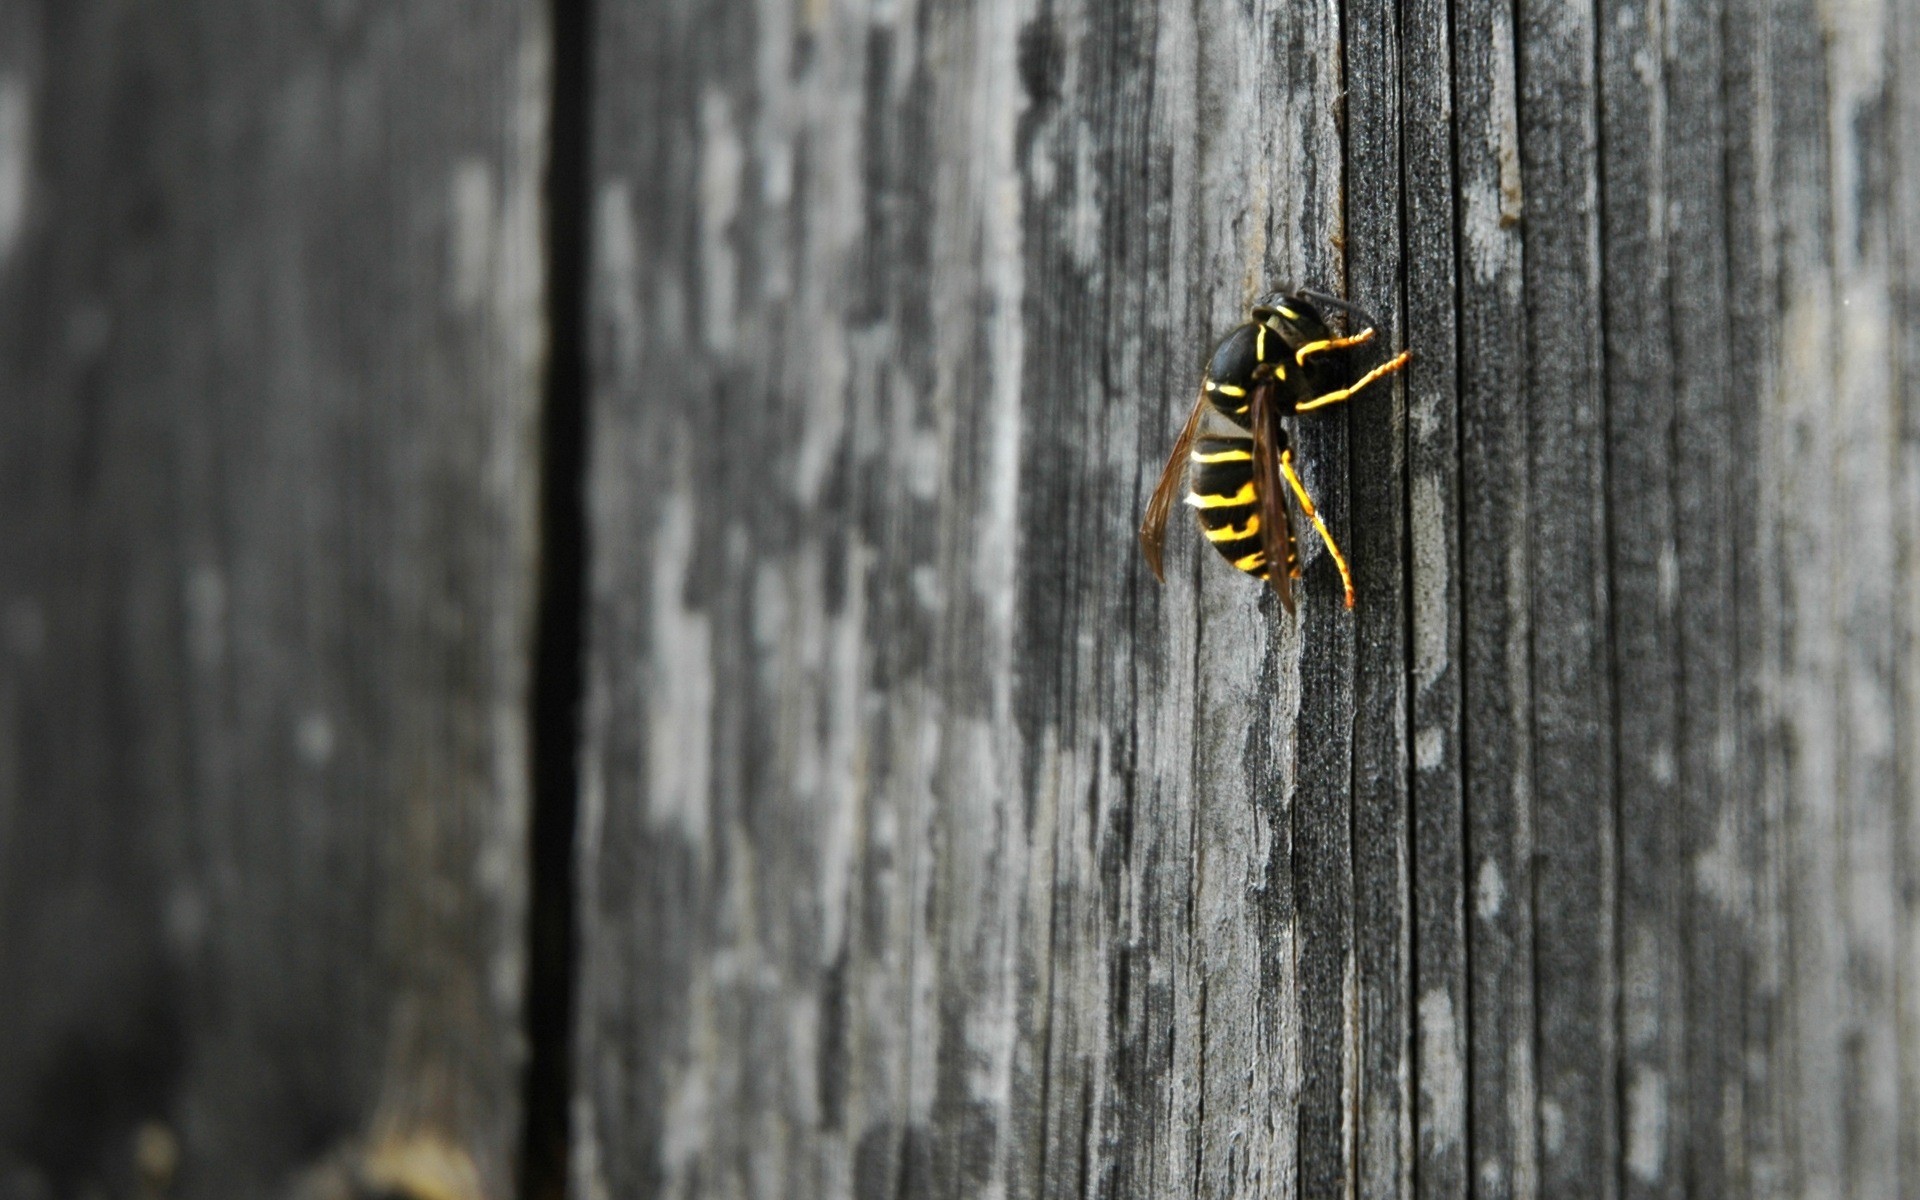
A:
[[519, 0, 595, 1195], [1591, 0, 1632, 1193], [1436, 0, 1473, 1191]]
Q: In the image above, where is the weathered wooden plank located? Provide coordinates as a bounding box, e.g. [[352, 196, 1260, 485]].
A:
[[1399, 0, 1468, 1187], [1662, 0, 1749, 1192], [575, 0, 1364, 1193], [1771, 0, 1905, 1193], [1762, 5, 1843, 1189], [1341, 0, 1412, 1194], [1822, 3, 1905, 1190], [0, 3, 548, 1197], [1274, 3, 1352, 1190], [1719, 0, 1791, 1188], [1516, 0, 1618, 1193], [1177, 13, 1340, 1197], [1894, 0, 1920, 1184], [14, 0, 1920, 1194], [1452, 0, 1537, 1191], [1597, 1, 1685, 1195]]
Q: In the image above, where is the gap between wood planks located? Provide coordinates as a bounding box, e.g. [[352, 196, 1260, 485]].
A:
[[520, 0, 594, 1196]]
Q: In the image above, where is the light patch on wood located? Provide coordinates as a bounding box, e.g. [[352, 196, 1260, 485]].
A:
[[1647, 742, 1674, 787], [571, 1090, 612, 1200], [1475, 858, 1504, 921], [902, 422, 942, 500], [1067, 126, 1100, 268], [659, 960, 718, 1187], [449, 158, 495, 311], [296, 710, 336, 766], [1411, 474, 1450, 688], [164, 885, 208, 950], [789, 320, 846, 504], [1691, 800, 1743, 911], [1461, 21, 1522, 281], [0, 75, 27, 266], [595, 180, 644, 380], [647, 492, 714, 844], [1415, 727, 1443, 771], [699, 88, 743, 352], [1025, 121, 1056, 197], [1461, 182, 1507, 284], [1626, 1065, 1667, 1182], [185, 565, 228, 670], [974, 0, 1026, 627], [1492, 34, 1522, 228], [499, 34, 550, 384], [132, 1120, 180, 1193], [361, 1132, 483, 1200], [1417, 987, 1463, 1152], [783, 993, 822, 1128], [910, 563, 941, 612], [813, 543, 865, 958], [1539, 1097, 1564, 1154]]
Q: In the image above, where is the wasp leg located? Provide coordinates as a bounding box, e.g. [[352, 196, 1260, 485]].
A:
[[1293, 349, 1412, 412], [1279, 449, 1355, 609], [1294, 326, 1377, 365]]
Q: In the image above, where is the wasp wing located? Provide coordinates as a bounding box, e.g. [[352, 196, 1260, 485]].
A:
[[1250, 380, 1296, 613], [1138, 393, 1205, 583]]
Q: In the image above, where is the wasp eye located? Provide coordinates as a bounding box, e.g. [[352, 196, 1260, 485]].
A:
[[1251, 289, 1290, 314]]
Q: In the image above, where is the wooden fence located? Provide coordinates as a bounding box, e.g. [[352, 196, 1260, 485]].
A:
[[3, 0, 1918, 1196]]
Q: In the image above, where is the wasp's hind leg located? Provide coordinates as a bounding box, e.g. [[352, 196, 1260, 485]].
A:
[[1279, 448, 1355, 609], [1293, 348, 1412, 413]]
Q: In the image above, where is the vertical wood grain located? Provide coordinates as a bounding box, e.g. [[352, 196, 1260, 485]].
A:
[[6, 0, 1920, 1195], [1516, 0, 1618, 1193], [1663, 0, 1748, 1191], [1894, 0, 1920, 1186], [1720, 0, 1787, 1188], [1342, 0, 1412, 1195], [1453, 0, 1537, 1191], [1399, 0, 1468, 1190], [1597, 0, 1684, 1195], [573, 0, 1348, 1196]]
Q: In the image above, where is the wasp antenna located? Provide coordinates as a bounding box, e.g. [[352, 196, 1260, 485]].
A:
[[1297, 288, 1386, 337]]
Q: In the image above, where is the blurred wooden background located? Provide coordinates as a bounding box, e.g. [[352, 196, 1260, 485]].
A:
[[3, 0, 1919, 1197]]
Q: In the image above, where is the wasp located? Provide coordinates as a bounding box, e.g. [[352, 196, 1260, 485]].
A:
[[1138, 290, 1410, 611]]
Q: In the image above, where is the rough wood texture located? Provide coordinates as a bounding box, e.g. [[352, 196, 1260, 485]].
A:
[[0, 3, 548, 1197], [579, 0, 1920, 1195], [4, 0, 1920, 1195]]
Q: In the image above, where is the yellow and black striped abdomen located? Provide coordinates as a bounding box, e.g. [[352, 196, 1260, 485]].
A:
[[1184, 435, 1276, 579]]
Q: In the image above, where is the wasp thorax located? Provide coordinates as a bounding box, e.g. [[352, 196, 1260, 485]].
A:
[[1255, 298, 1332, 347]]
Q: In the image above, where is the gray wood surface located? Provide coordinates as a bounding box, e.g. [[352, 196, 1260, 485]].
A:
[[3, 0, 1919, 1196], [576, 0, 1920, 1196], [0, 3, 548, 1197]]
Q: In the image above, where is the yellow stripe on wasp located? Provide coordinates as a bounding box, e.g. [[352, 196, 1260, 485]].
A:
[[1202, 515, 1260, 542], [1188, 446, 1252, 464], [1183, 482, 1255, 508]]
